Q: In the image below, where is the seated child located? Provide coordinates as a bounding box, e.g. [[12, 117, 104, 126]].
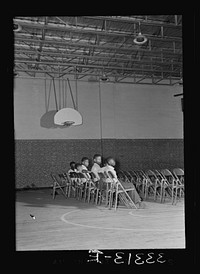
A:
[[91, 154, 105, 181], [68, 161, 77, 175], [81, 157, 90, 171], [104, 157, 143, 208]]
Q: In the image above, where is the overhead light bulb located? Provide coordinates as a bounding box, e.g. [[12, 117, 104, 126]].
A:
[[133, 32, 147, 45], [100, 72, 109, 82]]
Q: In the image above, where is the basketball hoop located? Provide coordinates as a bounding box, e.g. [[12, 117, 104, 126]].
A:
[[62, 121, 75, 127], [54, 107, 82, 126]]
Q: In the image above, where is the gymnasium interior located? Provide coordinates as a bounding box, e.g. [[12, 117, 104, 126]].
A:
[[14, 16, 185, 253]]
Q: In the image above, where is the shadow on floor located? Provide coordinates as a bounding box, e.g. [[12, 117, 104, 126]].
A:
[[16, 188, 107, 210]]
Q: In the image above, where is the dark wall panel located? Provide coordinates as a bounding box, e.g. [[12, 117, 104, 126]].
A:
[[15, 139, 184, 189]]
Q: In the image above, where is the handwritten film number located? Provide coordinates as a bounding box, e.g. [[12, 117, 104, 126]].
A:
[[114, 252, 166, 265]]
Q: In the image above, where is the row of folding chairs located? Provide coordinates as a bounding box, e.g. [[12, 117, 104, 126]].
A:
[[51, 170, 139, 210], [51, 171, 97, 203], [117, 168, 184, 205]]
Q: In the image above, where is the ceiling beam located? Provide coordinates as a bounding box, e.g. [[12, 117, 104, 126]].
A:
[[14, 19, 182, 42], [15, 58, 180, 76], [15, 36, 182, 56], [15, 67, 180, 81], [83, 16, 182, 29], [14, 47, 182, 66]]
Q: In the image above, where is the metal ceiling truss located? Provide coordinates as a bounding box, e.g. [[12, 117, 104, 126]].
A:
[[14, 16, 182, 85]]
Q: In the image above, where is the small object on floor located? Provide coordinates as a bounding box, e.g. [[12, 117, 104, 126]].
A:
[[30, 214, 36, 219]]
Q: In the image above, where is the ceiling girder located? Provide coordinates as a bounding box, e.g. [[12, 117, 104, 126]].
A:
[[14, 16, 182, 86], [14, 19, 182, 43], [14, 47, 182, 66], [15, 36, 182, 56], [15, 58, 180, 76]]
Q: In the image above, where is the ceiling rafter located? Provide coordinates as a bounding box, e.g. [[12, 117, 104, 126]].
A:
[[14, 16, 182, 85]]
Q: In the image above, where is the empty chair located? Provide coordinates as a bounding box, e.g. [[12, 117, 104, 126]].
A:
[[159, 169, 177, 204], [129, 170, 144, 191], [144, 170, 163, 201], [122, 170, 134, 184], [117, 170, 127, 183], [172, 168, 184, 184], [172, 168, 184, 203], [51, 172, 68, 199], [61, 172, 73, 198], [133, 170, 147, 197], [127, 170, 138, 185], [68, 172, 78, 197]]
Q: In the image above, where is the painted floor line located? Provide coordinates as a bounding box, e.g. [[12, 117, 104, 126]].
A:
[[61, 210, 184, 232]]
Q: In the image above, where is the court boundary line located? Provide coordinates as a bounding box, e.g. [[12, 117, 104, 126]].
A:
[[60, 210, 184, 232]]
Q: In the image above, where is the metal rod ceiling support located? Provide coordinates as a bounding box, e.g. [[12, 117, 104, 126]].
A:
[[15, 58, 180, 75]]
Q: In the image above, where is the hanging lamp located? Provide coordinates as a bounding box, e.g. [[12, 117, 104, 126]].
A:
[[133, 22, 147, 45]]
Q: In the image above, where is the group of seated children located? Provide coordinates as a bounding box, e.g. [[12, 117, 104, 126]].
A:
[[67, 154, 143, 207]]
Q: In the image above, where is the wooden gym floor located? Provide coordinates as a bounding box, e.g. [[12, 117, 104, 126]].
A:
[[16, 188, 185, 250]]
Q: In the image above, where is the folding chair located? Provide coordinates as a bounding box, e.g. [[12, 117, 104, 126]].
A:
[[159, 169, 177, 204], [129, 170, 143, 191], [117, 170, 127, 183], [81, 170, 97, 203], [59, 172, 73, 198], [127, 170, 138, 185], [172, 168, 184, 204], [106, 171, 138, 210], [90, 172, 101, 205], [97, 172, 110, 206], [68, 172, 78, 197], [133, 170, 147, 197], [51, 172, 68, 199], [75, 172, 87, 200], [144, 170, 163, 201], [122, 170, 134, 184]]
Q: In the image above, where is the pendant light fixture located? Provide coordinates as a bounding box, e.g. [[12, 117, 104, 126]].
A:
[[133, 21, 147, 45]]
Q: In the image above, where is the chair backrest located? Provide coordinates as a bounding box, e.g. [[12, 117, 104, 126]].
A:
[[69, 172, 77, 178], [98, 172, 106, 179], [173, 168, 184, 176], [51, 172, 62, 184], [81, 170, 91, 179], [90, 171, 96, 180], [117, 170, 126, 181], [123, 170, 132, 181], [76, 172, 86, 179], [128, 171, 138, 182], [107, 170, 115, 179], [160, 169, 175, 183], [51, 172, 56, 182], [145, 170, 157, 182], [154, 170, 164, 180], [135, 170, 147, 180], [172, 168, 184, 184]]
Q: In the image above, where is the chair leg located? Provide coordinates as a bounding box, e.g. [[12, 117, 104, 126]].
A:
[[52, 182, 57, 199], [52, 187, 55, 199], [114, 192, 118, 210], [68, 184, 71, 198]]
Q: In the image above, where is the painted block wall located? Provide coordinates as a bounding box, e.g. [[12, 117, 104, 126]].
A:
[[14, 78, 183, 139]]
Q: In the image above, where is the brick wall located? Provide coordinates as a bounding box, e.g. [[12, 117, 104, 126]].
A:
[[15, 139, 184, 189]]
